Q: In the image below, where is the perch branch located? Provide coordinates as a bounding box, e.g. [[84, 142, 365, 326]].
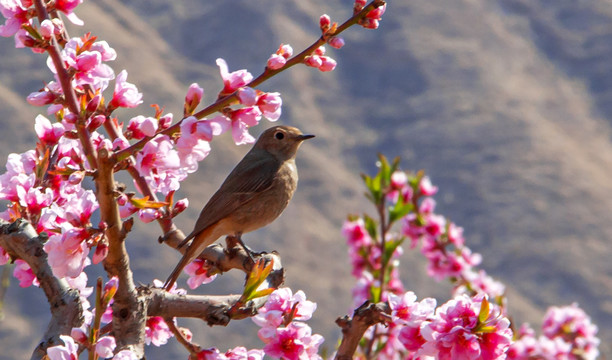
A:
[[0, 219, 83, 360]]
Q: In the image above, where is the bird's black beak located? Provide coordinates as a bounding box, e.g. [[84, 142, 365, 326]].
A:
[[297, 134, 315, 141]]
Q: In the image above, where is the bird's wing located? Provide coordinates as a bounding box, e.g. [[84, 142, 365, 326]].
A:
[[185, 150, 280, 239]]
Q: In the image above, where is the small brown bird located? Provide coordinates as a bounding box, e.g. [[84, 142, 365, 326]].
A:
[[164, 125, 314, 290]]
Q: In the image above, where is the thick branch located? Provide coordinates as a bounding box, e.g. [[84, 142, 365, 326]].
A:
[[0, 219, 83, 360], [334, 301, 391, 360]]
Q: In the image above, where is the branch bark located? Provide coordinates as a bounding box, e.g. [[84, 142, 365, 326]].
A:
[[334, 301, 391, 360], [0, 219, 84, 360]]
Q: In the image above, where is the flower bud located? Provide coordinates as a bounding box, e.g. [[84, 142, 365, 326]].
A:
[[319, 14, 331, 32]]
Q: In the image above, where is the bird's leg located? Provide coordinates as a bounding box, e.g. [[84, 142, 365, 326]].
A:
[[234, 232, 256, 264]]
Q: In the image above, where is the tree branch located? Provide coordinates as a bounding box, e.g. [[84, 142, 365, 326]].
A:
[[334, 301, 391, 360], [0, 219, 83, 360]]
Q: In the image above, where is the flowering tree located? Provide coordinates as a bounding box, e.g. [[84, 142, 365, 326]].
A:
[[0, 0, 601, 360]]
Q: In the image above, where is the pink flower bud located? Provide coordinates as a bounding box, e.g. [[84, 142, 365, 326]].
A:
[[318, 56, 337, 72], [184, 83, 204, 115], [68, 171, 84, 185], [138, 208, 161, 223], [103, 276, 119, 299], [319, 14, 331, 32], [117, 193, 128, 206], [92, 243, 108, 264], [64, 113, 78, 124], [314, 46, 326, 56], [354, 0, 367, 11], [87, 114, 106, 131], [86, 94, 102, 113], [27, 91, 55, 106], [278, 44, 293, 59], [366, 4, 387, 20], [304, 55, 323, 68], [173, 198, 189, 216], [328, 36, 345, 49], [267, 54, 286, 70], [158, 113, 173, 130], [39, 19, 55, 38]]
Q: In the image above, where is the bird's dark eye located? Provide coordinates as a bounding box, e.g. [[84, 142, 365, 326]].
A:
[[275, 132, 284, 140]]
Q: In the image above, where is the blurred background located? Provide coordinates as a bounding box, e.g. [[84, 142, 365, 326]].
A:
[[1, 0, 612, 358]]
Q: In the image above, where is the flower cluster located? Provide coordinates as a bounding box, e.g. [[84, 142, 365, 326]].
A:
[[507, 304, 600, 359], [342, 156, 599, 359], [253, 288, 323, 360]]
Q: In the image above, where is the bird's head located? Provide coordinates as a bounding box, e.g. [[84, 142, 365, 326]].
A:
[[254, 125, 315, 160]]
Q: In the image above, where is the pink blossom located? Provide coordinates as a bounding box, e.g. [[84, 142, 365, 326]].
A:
[[51, 38, 115, 91], [342, 218, 373, 248], [61, 188, 99, 227], [0, 0, 30, 37], [95, 336, 116, 358], [253, 288, 317, 329], [267, 54, 286, 70], [238, 87, 257, 106], [145, 316, 173, 346], [113, 350, 138, 360], [46, 335, 78, 360], [456, 269, 506, 300], [225, 347, 264, 360], [43, 229, 90, 278], [216, 58, 253, 96], [135, 135, 183, 195], [257, 92, 282, 121], [259, 322, 323, 360], [419, 176, 438, 196], [35, 115, 65, 145], [70, 327, 88, 344], [228, 107, 262, 145], [197, 348, 227, 360], [16, 185, 54, 215], [159, 113, 173, 130], [110, 70, 143, 108], [13, 259, 39, 287], [541, 303, 600, 359], [90, 41, 117, 61], [420, 294, 512, 360], [127, 115, 158, 139], [388, 292, 436, 352], [185, 258, 218, 289]]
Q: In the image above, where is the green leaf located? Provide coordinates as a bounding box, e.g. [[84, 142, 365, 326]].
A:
[[388, 194, 414, 224], [364, 214, 378, 240], [478, 297, 490, 324]]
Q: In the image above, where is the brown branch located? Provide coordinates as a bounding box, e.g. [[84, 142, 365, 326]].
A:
[[96, 148, 147, 356], [334, 301, 391, 360], [0, 219, 84, 360], [33, 0, 98, 169]]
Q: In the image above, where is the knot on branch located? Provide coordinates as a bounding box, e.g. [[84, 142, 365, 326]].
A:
[[334, 301, 391, 360]]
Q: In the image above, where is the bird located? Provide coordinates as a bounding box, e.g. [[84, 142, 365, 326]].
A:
[[163, 125, 314, 290]]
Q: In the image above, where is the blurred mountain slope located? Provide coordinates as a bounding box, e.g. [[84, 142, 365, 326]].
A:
[[1, 0, 612, 358]]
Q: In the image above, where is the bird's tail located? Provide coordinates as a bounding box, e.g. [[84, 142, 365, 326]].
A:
[[163, 254, 191, 291]]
